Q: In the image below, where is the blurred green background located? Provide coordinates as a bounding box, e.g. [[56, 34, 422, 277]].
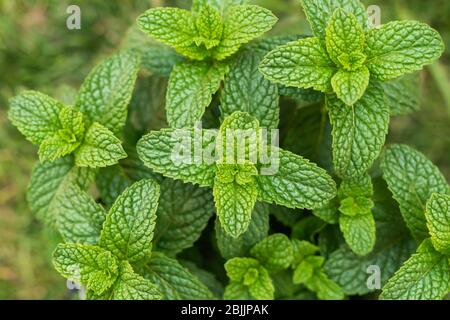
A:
[[0, 0, 449, 299]]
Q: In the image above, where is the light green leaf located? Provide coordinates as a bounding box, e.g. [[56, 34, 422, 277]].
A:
[[27, 156, 96, 224], [300, 0, 368, 39], [380, 144, 450, 240], [250, 234, 294, 272], [259, 37, 337, 92], [76, 50, 140, 135], [8, 91, 64, 144], [223, 282, 252, 300], [75, 123, 127, 168], [221, 50, 279, 129], [306, 271, 345, 300], [247, 266, 274, 300], [293, 260, 315, 284], [365, 21, 444, 81], [213, 5, 278, 60], [216, 202, 270, 259], [256, 149, 337, 209], [327, 84, 389, 179], [331, 67, 370, 106], [225, 257, 260, 282], [425, 193, 450, 255], [154, 179, 214, 255], [166, 61, 229, 128], [99, 179, 160, 263], [380, 239, 450, 300], [291, 239, 320, 265], [57, 185, 106, 244], [52, 243, 119, 295], [381, 73, 421, 116], [141, 252, 214, 299], [339, 213, 376, 256], [338, 173, 373, 199], [137, 128, 217, 187], [195, 5, 223, 49]]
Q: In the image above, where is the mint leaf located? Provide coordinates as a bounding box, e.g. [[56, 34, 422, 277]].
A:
[[53, 243, 119, 295], [331, 67, 370, 106], [141, 252, 214, 299], [213, 5, 278, 61], [380, 239, 450, 300], [339, 213, 376, 256], [75, 123, 127, 168], [216, 202, 269, 259], [250, 234, 294, 272], [365, 21, 444, 81], [137, 128, 217, 187], [221, 49, 279, 129], [327, 84, 389, 179], [27, 156, 96, 224], [425, 193, 450, 255], [380, 145, 450, 240], [300, 0, 368, 39], [225, 257, 260, 282], [99, 179, 160, 263], [8, 91, 64, 144], [259, 37, 336, 92], [382, 73, 421, 116], [154, 179, 214, 255], [57, 185, 106, 244], [306, 270, 345, 300], [195, 5, 223, 49], [223, 282, 252, 300], [256, 149, 337, 209], [76, 50, 140, 135], [166, 61, 229, 128]]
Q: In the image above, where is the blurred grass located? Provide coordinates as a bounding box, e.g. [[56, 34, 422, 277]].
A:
[[0, 0, 449, 299]]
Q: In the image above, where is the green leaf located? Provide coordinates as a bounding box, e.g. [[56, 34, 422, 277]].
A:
[[75, 123, 127, 168], [57, 185, 106, 244], [154, 179, 214, 255], [327, 84, 389, 179], [365, 21, 444, 81], [250, 234, 294, 272], [27, 156, 96, 224], [99, 179, 160, 263], [300, 0, 368, 39], [166, 61, 229, 128], [216, 202, 269, 259], [331, 67, 369, 106], [339, 213, 376, 256], [195, 5, 223, 49], [96, 166, 132, 208], [192, 0, 249, 15], [213, 177, 258, 238], [137, 128, 217, 187], [107, 261, 162, 300], [338, 173, 373, 199], [380, 239, 450, 300], [223, 282, 252, 300], [76, 50, 140, 135], [137, 8, 208, 60], [306, 271, 345, 300], [380, 144, 450, 240], [291, 239, 320, 265], [221, 50, 279, 129], [325, 8, 365, 68], [256, 149, 337, 209], [259, 37, 337, 92], [141, 252, 214, 299], [213, 5, 278, 61], [225, 257, 260, 282], [247, 266, 274, 300], [8, 91, 64, 144], [293, 260, 315, 284], [338, 196, 374, 217], [425, 193, 450, 255], [52, 243, 119, 295], [381, 73, 421, 116]]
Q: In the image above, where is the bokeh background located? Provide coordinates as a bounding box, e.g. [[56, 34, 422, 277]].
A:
[[0, 0, 449, 299]]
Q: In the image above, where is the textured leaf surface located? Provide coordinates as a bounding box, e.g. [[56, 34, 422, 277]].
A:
[[339, 213, 376, 256], [221, 50, 279, 129], [250, 234, 294, 272], [100, 180, 160, 263], [300, 0, 368, 39], [380, 239, 450, 300], [213, 5, 277, 60], [331, 67, 370, 106], [380, 145, 450, 239], [154, 179, 214, 255], [425, 193, 450, 255], [75, 123, 127, 168], [141, 252, 214, 299], [8, 91, 63, 144], [382, 74, 421, 116], [166, 61, 229, 128], [195, 5, 223, 49], [256, 149, 337, 209], [76, 50, 140, 135], [259, 38, 336, 92], [137, 128, 217, 187], [365, 21, 444, 81], [223, 282, 252, 300], [57, 185, 106, 244], [327, 84, 389, 179]]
